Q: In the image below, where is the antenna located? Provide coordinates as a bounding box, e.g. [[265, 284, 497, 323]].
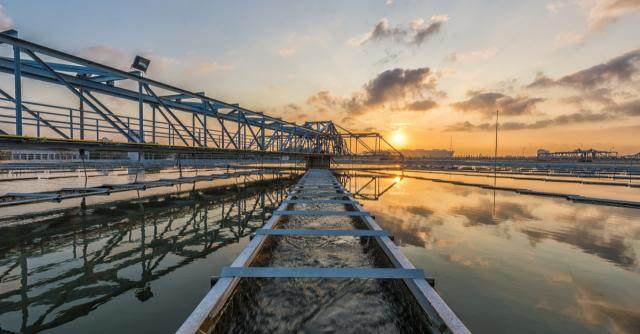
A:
[[494, 109, 499, 185]]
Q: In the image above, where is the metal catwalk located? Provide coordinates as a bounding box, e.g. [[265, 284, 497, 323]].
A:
[[178, 168, 469, 334]]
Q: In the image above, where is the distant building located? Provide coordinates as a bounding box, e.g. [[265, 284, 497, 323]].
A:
[[401, 149, 454, 158], [537, 148, 617, 161]]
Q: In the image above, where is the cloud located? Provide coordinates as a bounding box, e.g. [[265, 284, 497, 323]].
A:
[[610, 98, 640, 116], [306, 90, 340, 107], [347, 16, 448, 47], [445, 47, 499, 63], [406, 99, 438, 111], [451, 91, 545, 117], [410, 15, 449, 46], [587, 0, 640, 31], [277, 47, 296, 58], [445, 110, 616, 132], [528, 49, 640, 90], [292, 66, 443, 124], [347, 18, 406, 46], [363, 67, 436, 105], [0, 5, 13, 30]]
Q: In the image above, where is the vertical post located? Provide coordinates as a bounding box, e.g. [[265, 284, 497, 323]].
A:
[[192, 113, 196, 146], [237, 110, 241, 150], [14, 45, 22, 136], [127, 117, 131, 142], [96, 119, 100, 140], [69, 109, 74, 139], [203, 114, 207, 147], [152, 105, 156, 143], [138, 81, 144, 142], [79, 87, 85, 140], [36, 110, 40, 137], [221, 119, 225, 148], [261, 118, 265, 152]]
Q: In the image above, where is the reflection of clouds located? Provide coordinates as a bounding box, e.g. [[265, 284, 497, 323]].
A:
[[450, 198, 537, 226], [373, 204, 440, 248], [446, 252, 490, 268], [548, 272, 574, 284], [375, 211, 433, 248], [405, 205, 433, 217], [539, 286, 640, 334], [521, 205, 639, 270], [573, 287, 640, 334], [522, 228, 636, 270]]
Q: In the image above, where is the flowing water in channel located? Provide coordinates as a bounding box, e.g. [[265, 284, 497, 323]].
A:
[[0, 169, 639, 333], [218, 201, 428, 333]]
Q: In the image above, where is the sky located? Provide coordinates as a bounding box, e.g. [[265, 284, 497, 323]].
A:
[[1, 0, 639, 155]]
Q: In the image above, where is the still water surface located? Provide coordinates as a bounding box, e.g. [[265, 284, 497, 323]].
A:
[[0, 180, 291, 333], [0, 170, 639, 333], [347, 173, 640, 334]]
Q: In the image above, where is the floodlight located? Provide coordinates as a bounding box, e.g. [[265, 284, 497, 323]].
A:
[[131, 55, 151, 73]]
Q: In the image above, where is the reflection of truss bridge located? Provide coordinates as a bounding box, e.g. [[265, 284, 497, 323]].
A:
[[336, 171, 400, 200], [0, 182, 291, 333]]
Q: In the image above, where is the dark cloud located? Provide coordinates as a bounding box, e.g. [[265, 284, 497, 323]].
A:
[[364, 67, 435, 106], [365, 19, 407, 44], [451, 91, 545, 117], [446, 98, 640, 132], [351, 16, 448, 47], [611, 98, 640, 116], [445, 121, 493, 132], [445, 111, 614, 132], [561, 88, 617, 109], [528, 49, 640, 90], [301, 67, 442, 120], [406, 99, 438, 111], [411, 20, 445, 46]]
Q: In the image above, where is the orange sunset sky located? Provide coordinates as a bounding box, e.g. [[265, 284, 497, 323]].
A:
[[2, 0, 640, 155]]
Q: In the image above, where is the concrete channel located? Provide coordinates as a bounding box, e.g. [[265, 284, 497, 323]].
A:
[[177, 168, 469, 334]]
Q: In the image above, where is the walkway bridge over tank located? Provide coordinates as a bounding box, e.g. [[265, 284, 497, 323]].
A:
[[0, 31, 402, 166]]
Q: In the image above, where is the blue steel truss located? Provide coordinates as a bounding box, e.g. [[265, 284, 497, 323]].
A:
[[0, 30, 402, 159]]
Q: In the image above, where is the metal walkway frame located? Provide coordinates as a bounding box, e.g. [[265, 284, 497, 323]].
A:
[[177, 168, 469, 334], [0, 31, 402, 161]]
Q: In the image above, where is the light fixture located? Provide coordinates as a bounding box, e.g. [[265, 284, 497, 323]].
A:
[[131, 55, 151, 73]]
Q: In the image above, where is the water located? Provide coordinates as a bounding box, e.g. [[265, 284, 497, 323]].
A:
[[220, 205, 420, 333], [346, 173, 640, 334], [0, 180, 291, 333], [1, 169, 639, 333]]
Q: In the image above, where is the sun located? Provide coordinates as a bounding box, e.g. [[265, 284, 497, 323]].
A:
[[391, 131, 407, 147]]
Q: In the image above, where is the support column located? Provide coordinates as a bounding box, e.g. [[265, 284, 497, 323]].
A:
[[203, 114, 208, 147], [138, 82, 144, 142], [79, 87, 85, 140], [14, 45, 22, 136], [152, 105, 156, 143]]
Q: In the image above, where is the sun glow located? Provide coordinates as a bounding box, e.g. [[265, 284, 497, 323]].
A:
[[391, 131, 407, 148]]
